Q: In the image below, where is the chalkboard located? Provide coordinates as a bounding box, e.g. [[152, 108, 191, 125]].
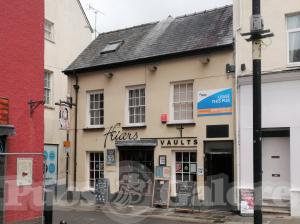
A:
[[152, 179, 170, 208], [95, 178, 110, 204], [175, 181, 196, 211]]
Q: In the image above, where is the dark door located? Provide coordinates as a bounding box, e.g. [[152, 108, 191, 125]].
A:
[[118, 148, 154, 205], [0, 136, 6, 223], [204, 141, 234, 210]]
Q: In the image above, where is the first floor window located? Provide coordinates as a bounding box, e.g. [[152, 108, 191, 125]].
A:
[[89, 152, 104, 188], [127, 86, 145, 124], [44, 70, 52, 105], [171, 82, 193, 122], [175, 151, 197, 182], [45, 19, 54, 41], [287, 14, 300, 63], [87, 91, 104, 127]]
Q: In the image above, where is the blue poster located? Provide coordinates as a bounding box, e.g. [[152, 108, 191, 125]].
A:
[[197, 88, 233, 117], [44, 145, 58, 186]]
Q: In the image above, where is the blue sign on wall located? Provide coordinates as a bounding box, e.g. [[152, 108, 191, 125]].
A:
[[197, 88, 233, 117], [44, 145, 58, 186]]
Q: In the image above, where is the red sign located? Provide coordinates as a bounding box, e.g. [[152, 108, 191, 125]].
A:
[[0, 97, 9, 125]]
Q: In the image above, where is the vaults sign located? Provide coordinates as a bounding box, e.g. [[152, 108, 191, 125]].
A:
[[160, 138, 198, 148], [0, 98, 9, 125]]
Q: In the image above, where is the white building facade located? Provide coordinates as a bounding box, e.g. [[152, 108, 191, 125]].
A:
[[234, 0, 300, 216], [44, 0, 92, 190]]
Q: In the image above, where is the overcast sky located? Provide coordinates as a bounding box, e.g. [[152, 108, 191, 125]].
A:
[[80, 0, 232, 35]]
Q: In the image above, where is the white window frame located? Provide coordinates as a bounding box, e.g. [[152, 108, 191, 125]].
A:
[[286, 13, 300, 66], [169, 81, 194, 124], [175, 151, 197, 182], [125, 85, 146, 127], [86, 90, 104, 128], [44, 19, 54, 42], [87, 151, 104, 190], [44, 70, 53, 106]]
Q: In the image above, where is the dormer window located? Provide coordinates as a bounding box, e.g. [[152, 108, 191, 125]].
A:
[[101, 40, 123, 54]]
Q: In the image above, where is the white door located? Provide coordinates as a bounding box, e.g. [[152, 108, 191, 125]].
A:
[[262, 137, 290, 200]]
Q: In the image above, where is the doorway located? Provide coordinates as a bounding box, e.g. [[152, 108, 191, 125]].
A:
[[118, 148, 154, 205], [262, 137, 290, 201], [204, 141, 234, 209]]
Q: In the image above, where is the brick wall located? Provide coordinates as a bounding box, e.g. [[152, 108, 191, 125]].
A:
[[0, 0, 44, 223]]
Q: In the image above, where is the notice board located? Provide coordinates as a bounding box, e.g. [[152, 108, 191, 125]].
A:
[[95, 178, 110, 204], [152, 178, 170, 208], [175, 181, 196, 211]]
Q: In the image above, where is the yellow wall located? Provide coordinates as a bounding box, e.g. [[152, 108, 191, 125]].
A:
[[67, 50, 235, 200]]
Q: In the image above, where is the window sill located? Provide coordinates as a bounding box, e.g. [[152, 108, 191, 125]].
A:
[[122, 124, 147, 129], [166, 121, 196, 126], [287, 62, 300, 68], [83, 126, 105, 131], [45, 38, 55, 44], [44, 104, 55, 110]]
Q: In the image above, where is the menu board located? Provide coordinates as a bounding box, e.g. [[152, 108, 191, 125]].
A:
[[240, 189, 254, 216], [106, 149, 116, 165], [95, 178, 110, 204], [152, 179, 170, 208], [175, 181, 196, 211]]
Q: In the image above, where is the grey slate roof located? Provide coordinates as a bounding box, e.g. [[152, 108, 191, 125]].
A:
[[64, 5, 233, 74]]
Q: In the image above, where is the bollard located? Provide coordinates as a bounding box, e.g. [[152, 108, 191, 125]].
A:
[[44, 189, 54, 224]]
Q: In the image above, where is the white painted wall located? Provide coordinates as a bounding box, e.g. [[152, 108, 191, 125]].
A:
[[44, 0, 92, 185], [239, 78, 300, 216], [233, 0, 300, 76]]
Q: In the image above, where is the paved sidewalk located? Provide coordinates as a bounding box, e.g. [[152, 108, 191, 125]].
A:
[[53, 204, 300, 224]]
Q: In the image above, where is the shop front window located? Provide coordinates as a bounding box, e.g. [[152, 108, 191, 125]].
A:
[[89, 152, 104, 188], [175, 151, 197, 182]]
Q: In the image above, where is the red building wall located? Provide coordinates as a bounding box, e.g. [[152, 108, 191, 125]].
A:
[[0, 0, 44, 223]]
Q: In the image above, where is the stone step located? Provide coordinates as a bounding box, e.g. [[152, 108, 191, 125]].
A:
[[262, 199, 290, 215]]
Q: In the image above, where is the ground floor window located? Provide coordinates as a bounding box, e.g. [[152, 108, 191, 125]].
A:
[[175, 151, 197, 182], [89, 152, 104, 188]]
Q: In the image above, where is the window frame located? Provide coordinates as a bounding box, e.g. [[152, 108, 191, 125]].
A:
[[169, 81, 194, 124], [44, 19, 54, 42], [125, 85, 146, 127], [286, 13, 300, 66], [175, 151, 197, 183], [88, 152, 105, 190], [86, 90, 104, 128], [44, 70, 53, 106]]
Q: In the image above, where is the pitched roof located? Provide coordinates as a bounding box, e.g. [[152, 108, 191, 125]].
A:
[[64, 5, 233, 74]]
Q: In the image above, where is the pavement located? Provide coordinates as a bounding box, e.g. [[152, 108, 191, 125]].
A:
[[53, 204, 300, 224]]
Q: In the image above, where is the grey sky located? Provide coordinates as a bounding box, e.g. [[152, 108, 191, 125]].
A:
[[80, 0, 232, 34]]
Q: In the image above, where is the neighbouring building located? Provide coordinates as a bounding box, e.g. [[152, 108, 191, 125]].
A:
[[44, 0, 92, 191], [64, 6, 237, 209], [234, 0, 300, 216], [0, 1, 44, 223]]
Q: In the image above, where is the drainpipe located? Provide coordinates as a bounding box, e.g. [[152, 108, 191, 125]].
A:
[[73, 72, 79, 191]]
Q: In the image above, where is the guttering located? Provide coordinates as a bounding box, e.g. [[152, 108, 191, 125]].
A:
[[73, 72, 79, 191], [63, 43, 233, 75]]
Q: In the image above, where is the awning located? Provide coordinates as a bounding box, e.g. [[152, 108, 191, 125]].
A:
[[116, 139, 157, 148], [0, 125, 16, 136]]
